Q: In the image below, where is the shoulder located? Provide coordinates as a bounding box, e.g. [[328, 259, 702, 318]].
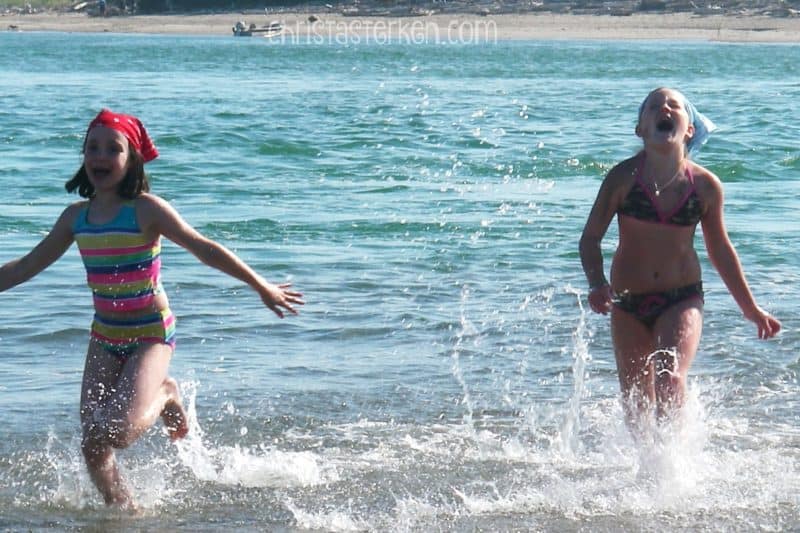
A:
[[43, 200, 88, 241], [134, 192, 169, 209], [688, 161, 723, 204], [606, 154, 640, 185], [133, 193, 177, 218], [133, 192, 191, 236], [687, 162, 725, 223], [59, 200, 89, 227], [601, 153, 640, 202], [64, 199, 90, 214], [132, 193, 177, 235]]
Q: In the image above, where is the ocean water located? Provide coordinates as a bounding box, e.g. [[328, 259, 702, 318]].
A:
[[0, 30, 798, 531]]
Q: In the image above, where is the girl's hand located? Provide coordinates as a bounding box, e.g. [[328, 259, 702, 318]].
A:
[[259, 282, 305, 318], [745, 305, 781, 339], [588, 284, 613, 315]]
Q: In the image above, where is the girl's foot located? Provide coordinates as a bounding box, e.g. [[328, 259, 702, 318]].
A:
[[160, 378, 189, 441], [111, 494, 141, 514]]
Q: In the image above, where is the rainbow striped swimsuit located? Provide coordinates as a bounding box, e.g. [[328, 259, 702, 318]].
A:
[[73, 201, 175, 357]]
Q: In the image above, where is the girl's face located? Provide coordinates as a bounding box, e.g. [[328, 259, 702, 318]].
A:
[[83, 126, 130, 194], [636, 88, 695, 150]]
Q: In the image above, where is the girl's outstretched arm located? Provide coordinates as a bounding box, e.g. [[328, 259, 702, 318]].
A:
[[138, 194, 304, 317], [0, 204, 79, 292], [699, 172, 781, 339]]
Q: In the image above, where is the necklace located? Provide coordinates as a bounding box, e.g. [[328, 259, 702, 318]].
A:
[[653, 166, 683, 197]]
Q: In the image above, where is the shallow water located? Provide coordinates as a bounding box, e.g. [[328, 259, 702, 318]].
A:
[[0, 33, 798, 531]]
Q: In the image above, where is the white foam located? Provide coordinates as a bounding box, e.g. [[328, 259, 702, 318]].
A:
[[286, 500, 368, 532], [174, 381, 335, 488]]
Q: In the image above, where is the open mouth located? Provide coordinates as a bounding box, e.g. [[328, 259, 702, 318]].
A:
[[90, 167, 112, 179], [656, 118, 674, 132]]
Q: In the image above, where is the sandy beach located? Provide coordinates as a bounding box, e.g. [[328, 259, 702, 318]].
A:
[[3, 9, 800, 42]]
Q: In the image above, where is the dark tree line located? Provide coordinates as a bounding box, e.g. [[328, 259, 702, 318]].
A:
[[136, 0, 333, 13]]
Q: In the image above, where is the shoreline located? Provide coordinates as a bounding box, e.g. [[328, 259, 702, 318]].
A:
[[3, 10, 800, 42]]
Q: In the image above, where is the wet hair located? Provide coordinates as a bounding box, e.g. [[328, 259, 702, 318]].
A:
[[65, 143, 150, 199]]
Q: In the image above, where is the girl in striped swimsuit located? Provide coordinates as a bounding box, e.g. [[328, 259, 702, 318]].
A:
[[0, 110, 304, 509]]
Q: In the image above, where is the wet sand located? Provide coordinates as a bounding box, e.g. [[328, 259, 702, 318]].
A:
[[3, 9, 800, 42]]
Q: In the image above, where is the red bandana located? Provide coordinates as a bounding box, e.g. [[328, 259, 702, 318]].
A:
[[86, 109, 159, 163]]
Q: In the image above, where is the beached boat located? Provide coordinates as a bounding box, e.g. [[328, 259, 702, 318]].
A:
[[232, 20, 283, 37]]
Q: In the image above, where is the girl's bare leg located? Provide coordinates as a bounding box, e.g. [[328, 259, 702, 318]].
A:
[[80, 342, 187, 507], [652, 299, 703, 420], [611, 307, 657, 439], [80, 342, 132, 507]]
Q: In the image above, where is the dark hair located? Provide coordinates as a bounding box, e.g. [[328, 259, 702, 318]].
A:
[[65, 143, 150, 199]]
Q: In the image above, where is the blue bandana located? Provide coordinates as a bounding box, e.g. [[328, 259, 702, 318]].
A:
[[683, 98, 716, 156]]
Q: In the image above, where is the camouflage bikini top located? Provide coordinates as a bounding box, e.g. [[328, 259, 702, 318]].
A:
[[618, 155, 704, 226]]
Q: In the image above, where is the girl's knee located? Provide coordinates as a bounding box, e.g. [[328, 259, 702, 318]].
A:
[[81, 432, 112, 467], [83, 418, 138, 450], [105, 417, 143, 448], [655, 368, 683, 395], [112, 414, 153, 448], [654, 349, 681, 379], [107, 430, 136, 449]]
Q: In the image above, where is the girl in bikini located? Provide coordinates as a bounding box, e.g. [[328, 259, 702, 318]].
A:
[[0, 110, 304, 509], [579, 88, 780, 436]]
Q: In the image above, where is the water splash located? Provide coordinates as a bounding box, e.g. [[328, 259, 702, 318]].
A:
[[556, 285, 592, 458], [450, 284, 479, 437], [174, 380, 335, 488], [285, 499, 367, 532]]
